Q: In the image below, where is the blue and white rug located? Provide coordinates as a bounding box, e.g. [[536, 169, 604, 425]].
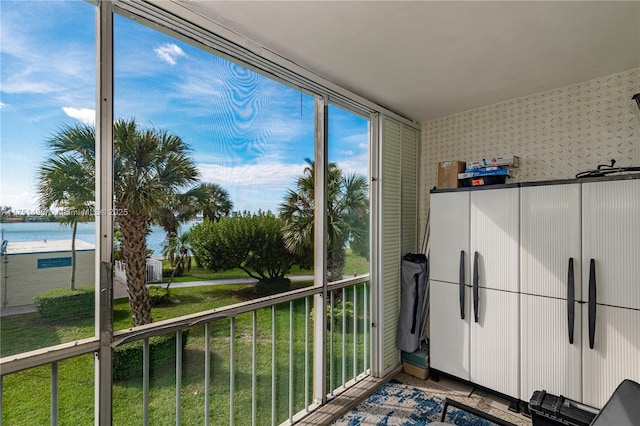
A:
[[333, 380, 493, 425]]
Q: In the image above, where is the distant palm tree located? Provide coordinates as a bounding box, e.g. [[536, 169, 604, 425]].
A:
[[38, 119, 199, 326], [152, 182, 232, 242], [279, 158, 368, 282], [37, 125, 95, 290], [198, 182, 233, 222]]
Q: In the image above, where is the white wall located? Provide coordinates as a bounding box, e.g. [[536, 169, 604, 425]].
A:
[[0, 250, 95, 309], [419, 67, 640, 243]]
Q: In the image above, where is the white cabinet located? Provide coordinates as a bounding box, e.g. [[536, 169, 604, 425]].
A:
[[430, 187, 520, 399], [519, 179, 640, 409], [432, 177, 639, 409], [580, 179, 640, 408], [520, 183, 583, 402], [430, 190, 471, 381], [430, 280, 470, 381]]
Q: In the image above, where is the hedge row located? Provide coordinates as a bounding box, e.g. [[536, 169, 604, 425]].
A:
[[33, 286, 94, 321], [113, 330, 189, 381]]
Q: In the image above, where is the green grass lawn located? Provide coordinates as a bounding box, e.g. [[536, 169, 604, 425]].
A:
[[163, 248, 369, 283], [1, 280, 369, 425]]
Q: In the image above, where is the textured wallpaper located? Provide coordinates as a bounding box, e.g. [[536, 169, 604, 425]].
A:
[[419, 67, 640, 241]]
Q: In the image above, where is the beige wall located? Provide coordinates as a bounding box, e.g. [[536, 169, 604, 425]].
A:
[[419, 67, 640, 244], [0, 250, 95, 308]]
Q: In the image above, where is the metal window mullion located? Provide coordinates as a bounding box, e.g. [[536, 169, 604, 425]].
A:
[[271, 306, 276, 426], [364, 283, 369, 372], [204, 323, 211, 426], [95, 2, 114, 425], [176, 331, 182, 426], [329, 291, 334, 395], [304, 297, 309, 411], [288, 301, 294, 422], [230, 317, 235, 426], [341, 294, 346, 387], [312, 96, 328, 405], [252, 311, 257, 426], [143, 338, 150, 426], [353, 285, 357, 380], [51, 361, 59, 426]]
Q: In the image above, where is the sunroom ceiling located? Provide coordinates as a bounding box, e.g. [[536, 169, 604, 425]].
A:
[[160, 1, 640, 123]]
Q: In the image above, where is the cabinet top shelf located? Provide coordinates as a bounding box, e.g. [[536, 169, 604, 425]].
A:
[[430, 173, 640, 194]]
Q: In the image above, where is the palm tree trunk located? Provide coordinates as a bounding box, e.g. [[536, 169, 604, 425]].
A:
[[70, 221, 77, 290], [118, 208, 152, 326], [327, 242, 346, 282]]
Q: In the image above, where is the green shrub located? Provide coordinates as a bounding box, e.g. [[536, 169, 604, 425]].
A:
[[310, 300, 355, 330], [162, 266, 183, 278], [112, 330, 189, 381], [33, 286, 94, 321], [255, 277, 291, 296], [147, 285, 170, 306]]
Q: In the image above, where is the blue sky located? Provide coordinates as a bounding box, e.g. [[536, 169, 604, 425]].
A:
[[0, 0, 369, 214]]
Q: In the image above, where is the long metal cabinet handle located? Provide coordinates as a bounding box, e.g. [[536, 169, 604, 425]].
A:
[[473, 251, 479, 323], [459, 251, 465, 320], [567, 258, 575, 344], [588, 259, 597, 350]]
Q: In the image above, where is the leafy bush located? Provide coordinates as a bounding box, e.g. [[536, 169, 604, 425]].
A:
[[33, 286, 94, 321], [162, 267, 174, 277], [112, 330, 189, 381], [255, 277, 291, 296], [310, 300, 355, 330], [189, 213, 299, 283], [147, 286, 170, 306]]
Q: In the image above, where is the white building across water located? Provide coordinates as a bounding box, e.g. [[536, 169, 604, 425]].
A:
[[0, 239, 95, 313]]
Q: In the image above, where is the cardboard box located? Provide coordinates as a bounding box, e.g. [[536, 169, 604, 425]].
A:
[[458, 168, 510, 179], [403, 362, 429, 380], [401, 348, 429, 379], [437, 161, 465, 189]]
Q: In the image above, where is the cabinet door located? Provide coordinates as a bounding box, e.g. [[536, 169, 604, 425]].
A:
[[470, 187, 519, 292], [521, 294, 582, 402], [470, 288, 520, 399], [520, 184, 581, 299], [430, 280, 470, 381], [582, 179, 640, 309], [582, 304, 640, 408], [430, 191, 470, 284]]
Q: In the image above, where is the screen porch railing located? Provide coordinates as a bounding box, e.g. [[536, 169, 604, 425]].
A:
[[0, 275, 370, 425]]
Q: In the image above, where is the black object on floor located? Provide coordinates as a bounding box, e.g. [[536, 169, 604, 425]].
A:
[[439, 398, 517, 426], [590, 379, 640, 426], [528, 391, 595, 426]]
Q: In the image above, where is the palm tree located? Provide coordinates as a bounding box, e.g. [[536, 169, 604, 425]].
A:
[[114, 119, 199, 325], [38, 119, 199, 326], [152, 182, 232, 244], [198, 182, 233, 222], [37, 125, 95, 290], [279, 158, 368, 282]]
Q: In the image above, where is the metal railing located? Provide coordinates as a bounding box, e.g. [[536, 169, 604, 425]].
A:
[[0, 274, 370, 425]]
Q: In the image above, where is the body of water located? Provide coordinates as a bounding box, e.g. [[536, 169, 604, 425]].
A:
[[0, 221, 197, 256]]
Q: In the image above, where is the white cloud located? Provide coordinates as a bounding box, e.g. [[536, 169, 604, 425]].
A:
[[62, 107, 95, 125], [198, 162, 305, 188], [0, 102, 5, 109], [154, 43, 186, 66]]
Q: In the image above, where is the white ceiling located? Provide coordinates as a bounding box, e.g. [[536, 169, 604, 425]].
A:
[[164, 1, 640, 123]]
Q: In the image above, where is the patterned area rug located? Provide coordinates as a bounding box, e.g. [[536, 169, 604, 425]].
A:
[[333, 380, 494, 425]]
